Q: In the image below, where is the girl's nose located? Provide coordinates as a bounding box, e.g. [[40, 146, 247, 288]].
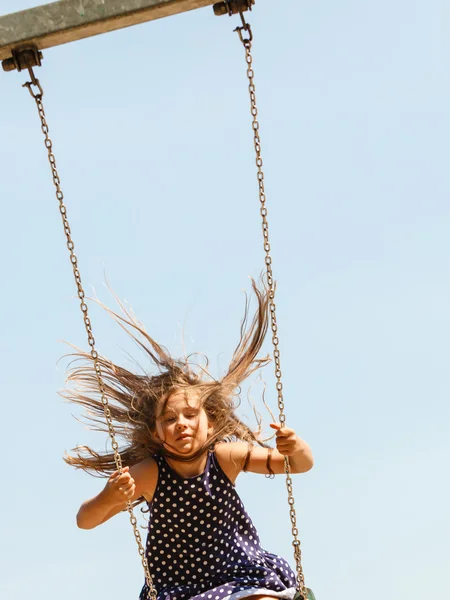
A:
[[176, 417, 188, 429]]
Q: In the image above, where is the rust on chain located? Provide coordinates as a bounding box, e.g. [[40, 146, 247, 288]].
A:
[[213, 0, 255, 17]]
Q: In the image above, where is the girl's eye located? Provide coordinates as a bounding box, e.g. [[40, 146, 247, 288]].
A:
[[164, 417, 176, 423]]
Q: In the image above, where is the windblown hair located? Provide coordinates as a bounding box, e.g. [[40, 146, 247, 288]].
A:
[[63, 279, 272, 476]]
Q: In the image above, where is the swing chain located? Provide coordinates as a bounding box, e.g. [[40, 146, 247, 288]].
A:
[[235, 14, 308, 600], [21, 63, 157, 600]]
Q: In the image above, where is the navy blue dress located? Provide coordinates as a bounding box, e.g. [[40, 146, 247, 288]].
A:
[[139, 450, 296, 600]]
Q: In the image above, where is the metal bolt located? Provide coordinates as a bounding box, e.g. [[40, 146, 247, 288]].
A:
[[213, 1, 254, 17], [2, 47, 43, 73]]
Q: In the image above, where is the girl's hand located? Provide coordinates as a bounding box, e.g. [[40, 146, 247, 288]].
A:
[[270, 423, 304, 456], [104, 466, 136, 506]]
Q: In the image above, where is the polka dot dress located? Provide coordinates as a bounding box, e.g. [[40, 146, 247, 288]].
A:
[[139, 451, 296, 600]]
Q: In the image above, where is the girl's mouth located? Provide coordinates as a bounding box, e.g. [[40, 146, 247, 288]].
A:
[[177, 433, 191, 441]]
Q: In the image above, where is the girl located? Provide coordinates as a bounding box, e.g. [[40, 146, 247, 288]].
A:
[[65, 282, 314, 600]]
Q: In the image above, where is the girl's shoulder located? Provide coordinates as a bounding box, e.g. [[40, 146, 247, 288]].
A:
[[214, 441, 250, 484], [129, 455, 159, 502]]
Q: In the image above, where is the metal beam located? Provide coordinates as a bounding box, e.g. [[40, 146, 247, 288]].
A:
[[0, 0, 221, 61]]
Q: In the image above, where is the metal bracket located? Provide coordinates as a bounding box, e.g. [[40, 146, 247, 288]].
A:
[[2, 46, 44, 99], [213, 0, 255, 16], [2, 46, 43, 73]]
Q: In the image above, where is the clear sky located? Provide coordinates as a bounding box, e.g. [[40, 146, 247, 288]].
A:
[[1, 1, 449, 599]]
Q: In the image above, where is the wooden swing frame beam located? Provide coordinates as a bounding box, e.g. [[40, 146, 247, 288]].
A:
[[0, 0, 254, 63]]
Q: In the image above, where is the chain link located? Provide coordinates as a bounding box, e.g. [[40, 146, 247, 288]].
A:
[[23, 78, 156, 600], [235, 19, 308, 600]]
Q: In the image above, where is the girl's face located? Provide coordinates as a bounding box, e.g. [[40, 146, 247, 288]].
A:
[[155, 389, 212, 456]]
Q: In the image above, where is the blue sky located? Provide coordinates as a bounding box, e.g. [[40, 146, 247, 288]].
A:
[[1, 1, 449, 599]]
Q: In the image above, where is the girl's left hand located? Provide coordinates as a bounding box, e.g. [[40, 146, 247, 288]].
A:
[[270, 423, 303, 456]]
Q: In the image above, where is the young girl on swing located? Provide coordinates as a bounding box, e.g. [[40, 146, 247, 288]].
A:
[[65, 281, 314, 600]]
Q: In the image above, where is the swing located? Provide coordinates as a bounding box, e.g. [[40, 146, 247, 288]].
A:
[[2, 2, 314, 599]]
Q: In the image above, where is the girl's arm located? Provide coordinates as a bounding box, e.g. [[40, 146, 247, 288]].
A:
[[76, 457, 158, 530], [215, 426, 314, 483]]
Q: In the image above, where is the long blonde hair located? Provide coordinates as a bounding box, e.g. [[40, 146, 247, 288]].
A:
[[63, 279, 271, 475]]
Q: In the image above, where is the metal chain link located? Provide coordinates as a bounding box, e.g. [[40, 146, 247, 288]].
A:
[[234, 16, 308, 600], [22, 73, 156, 600]]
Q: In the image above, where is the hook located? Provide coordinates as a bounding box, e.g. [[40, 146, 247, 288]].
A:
[[234, 10, 253, 45], [23, 66, 44, 99]]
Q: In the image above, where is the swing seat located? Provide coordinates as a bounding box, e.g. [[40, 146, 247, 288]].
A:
[[294, 590, 316, 600]]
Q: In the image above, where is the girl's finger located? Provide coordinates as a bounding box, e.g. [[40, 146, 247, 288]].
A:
[[271, 424, 295, 437], [276, 440, 295, 448], [278, 428, 295, 438], [277, 439, 294, 448], [110, 466, 129, 483]]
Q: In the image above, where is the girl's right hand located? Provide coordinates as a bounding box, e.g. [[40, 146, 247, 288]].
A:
[[104, 466, 136, 506]]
